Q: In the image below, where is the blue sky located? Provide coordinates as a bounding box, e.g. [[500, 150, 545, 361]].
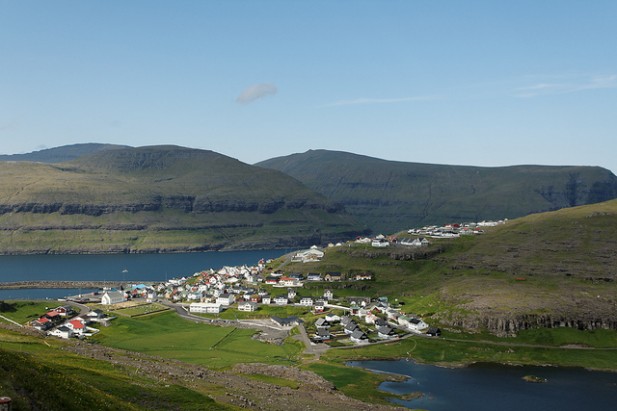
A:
[[1, 1, 616, 172]]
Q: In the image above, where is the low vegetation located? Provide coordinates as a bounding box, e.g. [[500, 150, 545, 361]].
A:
[[0, 327, 230, 411], [93, 311, 303, 370]]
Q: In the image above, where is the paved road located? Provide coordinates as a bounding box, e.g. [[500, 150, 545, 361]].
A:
[[295, 323, 330, 359], [0, 314, 22, 327], [66, 301, 91, 316]]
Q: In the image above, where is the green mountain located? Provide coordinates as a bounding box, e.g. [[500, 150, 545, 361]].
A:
[[257, 150, 617, 233], [0, 146, 364, 254], [279, 199, 617, 335], [0, 143, 129, 163]]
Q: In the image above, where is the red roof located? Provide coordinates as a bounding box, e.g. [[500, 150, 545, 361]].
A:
[[38, 317, 50, 324], [69, 320, 85, 329], [46, 311, 60, 317]]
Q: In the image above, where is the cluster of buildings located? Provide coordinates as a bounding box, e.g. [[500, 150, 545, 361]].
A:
[[188, 284, 337, 315], [309, 296, 438, 345], [30, 305, 109, 339], [407, 219, 507, 238], [41, 239, 441, 347]]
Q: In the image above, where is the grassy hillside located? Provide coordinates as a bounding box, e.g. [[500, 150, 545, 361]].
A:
[[257, 149, 617, 233], [0, 327, 231, 411], [0, 146, 365, 253], [0, 309, 398, 410], [273, 199, 617, 335]]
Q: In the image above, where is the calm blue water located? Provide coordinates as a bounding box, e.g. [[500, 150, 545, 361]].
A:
[[351, 360, 617, 411], [0, 250, 288, 283], [0, 288, 97, 300]]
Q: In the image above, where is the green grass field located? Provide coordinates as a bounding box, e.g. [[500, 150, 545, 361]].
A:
[[303, 362, 397, 405], [94, 311, 303, 369], [0, 301, 61, 325], [321, 333, 617, 371], [110, 303, 172, 317]]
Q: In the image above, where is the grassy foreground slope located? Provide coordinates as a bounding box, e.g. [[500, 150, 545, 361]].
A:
[[275, 199, 617, 336], [0, 308, 399, 411], [0, 146, 364, 253], [0, 327, 231, 411], [257, 149, 617, 233]]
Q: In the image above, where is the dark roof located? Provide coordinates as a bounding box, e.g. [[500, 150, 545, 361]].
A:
[[350, 329, 367, 340], [315, 318, 329, 327], [345, 322, 358, 331], [377, 326, 393, 335], [316, 328, 331, 337]]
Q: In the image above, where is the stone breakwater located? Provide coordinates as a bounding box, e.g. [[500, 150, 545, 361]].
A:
[[0, 280, 146, 290]]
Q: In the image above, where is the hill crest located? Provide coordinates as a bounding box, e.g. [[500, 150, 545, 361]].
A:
[[257, 149, 617, 233]]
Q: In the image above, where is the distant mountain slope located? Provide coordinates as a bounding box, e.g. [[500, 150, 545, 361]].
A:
[[0, 143, 129, 163], [257, 150, 617, 233], [0, 146, 364, 254]]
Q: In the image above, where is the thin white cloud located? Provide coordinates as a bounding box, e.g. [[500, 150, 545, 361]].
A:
[[322, 95, 440, 107], [514, 74, 617, 98], [236, 83, 278, 104]]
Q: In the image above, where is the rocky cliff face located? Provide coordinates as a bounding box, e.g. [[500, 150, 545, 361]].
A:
[[444, 313, 617, 337], [0, 196, 341, 217]]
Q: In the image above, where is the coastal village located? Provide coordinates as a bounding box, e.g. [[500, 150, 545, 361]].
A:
[[26, 220, 506, 348]]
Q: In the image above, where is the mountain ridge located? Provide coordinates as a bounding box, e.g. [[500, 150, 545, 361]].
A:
[[257, 149, 617, 233], [0, 146, 364, 253]]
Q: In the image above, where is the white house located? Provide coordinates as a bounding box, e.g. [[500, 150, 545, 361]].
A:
[[216, 293, 235, 306], [189, 302, 224, 314], [276, 277, 302, 287], [314, 300, 326, 312], [65, 318, 87, 336], [262, 295, 271, 305], [307, 273, 322, 282], [325, 313, 340, 323], [299, 297, 313, 306], [49, 326, 73, 339], [364, 312, 379, 325], [377, 325, 396, 339], [408, 318, 429, 332], [101, 290, 126, 305], [291, 246, 325, 263], [324, 289, 334, 300], [401, 238, 427, 247], [350, 329, 368, 344], [274, 296, 288, 306], [371, 239, 389, 248], [238, 302, 258, 312]]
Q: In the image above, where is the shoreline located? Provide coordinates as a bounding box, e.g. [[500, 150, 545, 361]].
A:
[[344, 355, 617, 374], [0, 246, 293, 256], [0, 280, 142, 290]]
